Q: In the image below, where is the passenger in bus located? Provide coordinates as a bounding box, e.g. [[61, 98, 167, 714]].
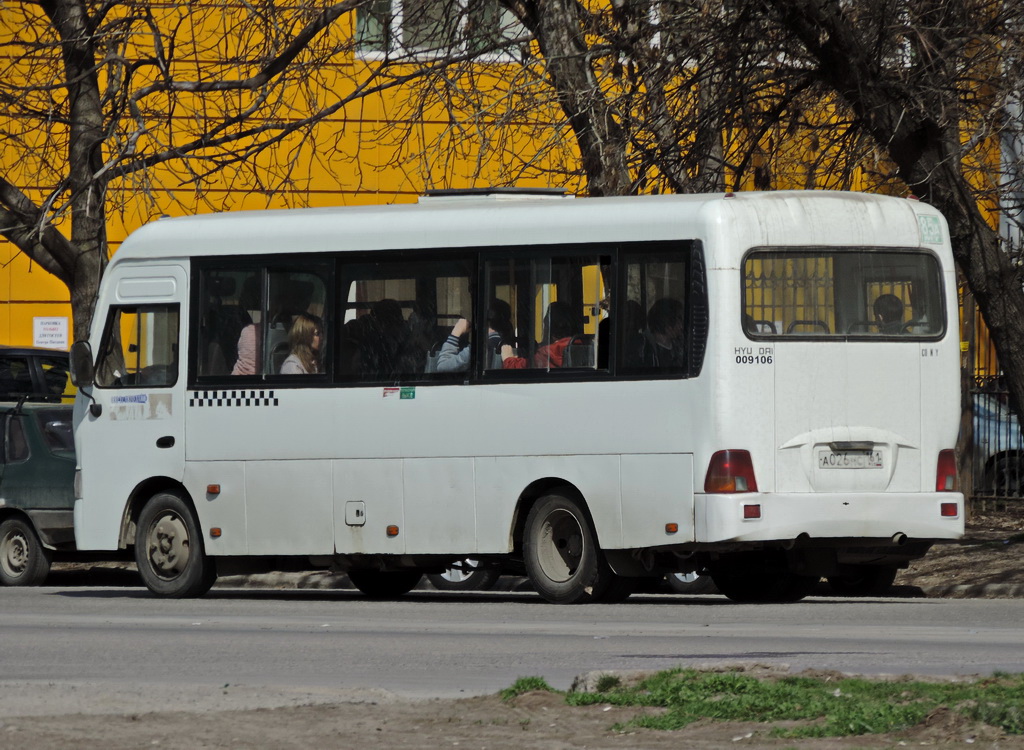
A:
[[267, 281, 318, 372], [232, 326, 256, 375], [229, 276, 262, 375], [404, 303, 436, 374], [612, 300, 647, 367], [362, 298, 409, 378], [640, 297, 686, 368], [873, 293, 905, 335], [501, 301, 580, 369], [436, 300, 514, 372], [337, 318, 366, 377], [279, 313, 323, 374], [231, 279, 313, 375], [904, 285, 931, 334], [202, 277, 252, 376]]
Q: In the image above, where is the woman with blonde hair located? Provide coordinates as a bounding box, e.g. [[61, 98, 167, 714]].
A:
[[280, 313, 322, 374]]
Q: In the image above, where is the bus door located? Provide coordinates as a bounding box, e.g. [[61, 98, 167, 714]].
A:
[[744, 249, 944, 495], [77, 265, 187, 549]]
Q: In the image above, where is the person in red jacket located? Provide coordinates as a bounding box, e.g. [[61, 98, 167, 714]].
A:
[[502, 301, 580, 369]]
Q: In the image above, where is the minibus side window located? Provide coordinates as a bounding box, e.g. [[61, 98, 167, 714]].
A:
[[482, 254, 608, 373], [617, 251, 690, 375], [337, 257, 474, 382], [196, 266, 330, 380]]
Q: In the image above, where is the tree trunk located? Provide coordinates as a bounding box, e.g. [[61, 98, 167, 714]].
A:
[[505, 0, 633, 195], [47, 0, 110, 340]]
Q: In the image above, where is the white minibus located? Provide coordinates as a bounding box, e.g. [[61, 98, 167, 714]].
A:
[[70, 190, 964, 602]]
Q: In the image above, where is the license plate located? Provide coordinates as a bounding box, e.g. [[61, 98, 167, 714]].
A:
[[817, 450, 883, 469]]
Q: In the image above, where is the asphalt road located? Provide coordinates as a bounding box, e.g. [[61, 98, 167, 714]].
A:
[[3, 586, 1024, 717]]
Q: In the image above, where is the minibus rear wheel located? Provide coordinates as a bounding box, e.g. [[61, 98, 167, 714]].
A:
[[523, 492, 613, 604], [348, 570, 422, 598], [427, 559, 501, 591], [710, 554, 815, 603], [135, 491, 217, 598], [827, 565, 898, 597]]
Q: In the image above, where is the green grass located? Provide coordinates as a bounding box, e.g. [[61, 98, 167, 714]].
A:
[[556, 668, 1024, 738], [500, 676, 556, 701]]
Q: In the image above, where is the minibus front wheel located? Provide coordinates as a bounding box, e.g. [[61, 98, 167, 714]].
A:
[[135, 491, 217, 598]]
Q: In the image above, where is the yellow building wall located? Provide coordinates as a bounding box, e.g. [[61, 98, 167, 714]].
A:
[[0, 6, 576, 347]]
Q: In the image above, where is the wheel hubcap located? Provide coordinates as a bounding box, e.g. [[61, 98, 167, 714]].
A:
[[537, 509, 584, 583], [147, 513, 190, 579], [442, 558, 480, 583], [2, 531, 29, 576]]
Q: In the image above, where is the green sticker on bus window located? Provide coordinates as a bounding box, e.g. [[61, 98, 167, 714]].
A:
[[918, 215, 943, 245], [400, 387, 416, 399]]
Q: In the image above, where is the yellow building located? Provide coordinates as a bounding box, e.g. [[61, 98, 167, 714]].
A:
[[0, 2, 566, 348]]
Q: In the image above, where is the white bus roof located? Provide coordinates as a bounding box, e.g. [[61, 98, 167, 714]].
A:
[[113, 191, 946, 264]]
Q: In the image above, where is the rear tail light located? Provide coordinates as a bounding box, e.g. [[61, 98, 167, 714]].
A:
[[705, 450, 758, 493], [936, 449, 958, 492]]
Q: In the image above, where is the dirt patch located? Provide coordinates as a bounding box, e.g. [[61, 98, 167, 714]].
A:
[[4, 680, 1021, 750], [896, 506, 1024, 590]]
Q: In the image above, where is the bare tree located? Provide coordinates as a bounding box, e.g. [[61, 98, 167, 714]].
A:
[[0, 1, 378, 338], [469, 1, 1024, 422], [1, 0, 525, 340]]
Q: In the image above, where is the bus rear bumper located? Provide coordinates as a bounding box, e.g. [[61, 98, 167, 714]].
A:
[[696, 492, 965, 544]]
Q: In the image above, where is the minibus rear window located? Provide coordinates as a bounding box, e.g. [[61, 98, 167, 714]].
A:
[[742, 248, 944, 340]]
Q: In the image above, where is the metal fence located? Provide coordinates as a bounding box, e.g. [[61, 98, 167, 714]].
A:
[[961, 284, 1024, 508]]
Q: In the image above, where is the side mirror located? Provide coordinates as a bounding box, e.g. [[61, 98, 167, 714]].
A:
[[69, 341, 95, 389]]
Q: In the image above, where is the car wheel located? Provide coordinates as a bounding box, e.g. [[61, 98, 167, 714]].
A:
[[666, 571, 718, 595], [827, 566, 898, 597], [986, 455, 1024, 497], [135, 492, 217, 598], [0, 517, 52, 586], [523, 492, 613, 604], [427, 559, 501, 591], [349, 570, 423, 598]]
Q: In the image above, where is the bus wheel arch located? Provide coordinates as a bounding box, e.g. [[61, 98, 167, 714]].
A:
[[129, 484, 217, 598], [119, 477, 191, 549], [511, 479, 592, 557], [516, 482, 615, 604]]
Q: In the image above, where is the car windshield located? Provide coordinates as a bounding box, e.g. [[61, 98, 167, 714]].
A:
[[35, 410, 74, 453]]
